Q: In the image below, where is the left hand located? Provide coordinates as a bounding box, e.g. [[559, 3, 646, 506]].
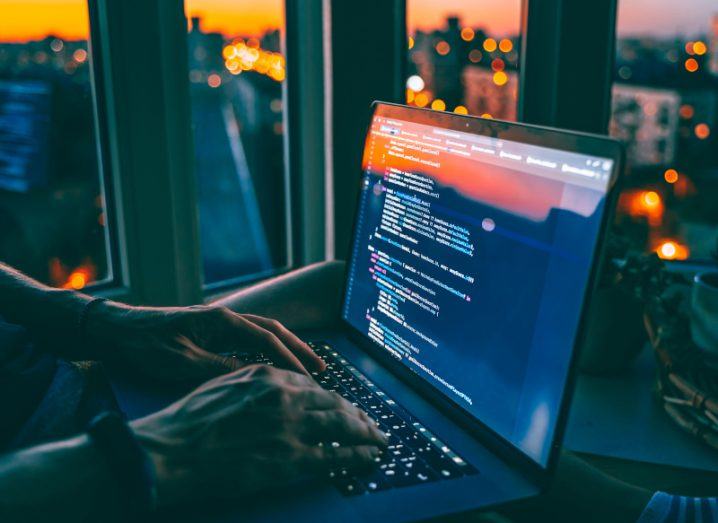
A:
[[85, 302, 326, 383]]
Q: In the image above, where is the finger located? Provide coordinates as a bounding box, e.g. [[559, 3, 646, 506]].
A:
[[173, 335, 242, 382], [301, 444, 383, 472], [200, 350, 242, 377], [300, 410, 388, 447], [298, 388, 363, 414], [243, 315, 326, 372], [224, 314, 310, 375]]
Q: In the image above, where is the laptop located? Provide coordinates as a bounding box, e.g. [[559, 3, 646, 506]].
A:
[[112, 101, 623, 522]]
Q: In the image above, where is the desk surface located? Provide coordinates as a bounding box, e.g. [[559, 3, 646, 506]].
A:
[[565, 346, 718, 473]]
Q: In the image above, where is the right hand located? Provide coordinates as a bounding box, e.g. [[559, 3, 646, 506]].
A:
[[131, 364, 387, 507]]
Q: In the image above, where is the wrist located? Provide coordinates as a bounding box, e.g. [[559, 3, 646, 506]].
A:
[[84, 300, 131, 359], [131, 420, 195, 508], [87, 412, 157, 517]]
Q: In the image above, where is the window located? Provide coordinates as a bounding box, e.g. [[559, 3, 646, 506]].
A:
[[612, 0, 718, 261], [185, 0, 289, 288], [405, 0, 522, 120], [0, 0, 110, 289]]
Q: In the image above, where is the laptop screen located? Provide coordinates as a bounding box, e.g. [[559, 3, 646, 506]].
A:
[[342, 103, 617, 467]]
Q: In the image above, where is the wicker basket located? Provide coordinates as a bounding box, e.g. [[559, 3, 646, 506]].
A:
[[645, 286, 718, 450]]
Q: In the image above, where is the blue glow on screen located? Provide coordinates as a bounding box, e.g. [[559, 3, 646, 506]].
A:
[[342, 107, 613, 466]]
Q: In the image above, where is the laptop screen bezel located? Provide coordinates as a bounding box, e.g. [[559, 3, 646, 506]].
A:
[[338, 101, 624, 485]]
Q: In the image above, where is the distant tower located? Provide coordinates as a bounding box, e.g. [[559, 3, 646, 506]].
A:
[[190, 16, 202, 34], [710, 15, 718, 76], [432, 15, 464, 108]]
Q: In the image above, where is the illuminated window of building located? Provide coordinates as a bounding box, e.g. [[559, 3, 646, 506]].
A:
[[0, 0, 110, 289], [185, 0, 289, 287], [611, 1, 718, 260], [405, 0, 522, 120]]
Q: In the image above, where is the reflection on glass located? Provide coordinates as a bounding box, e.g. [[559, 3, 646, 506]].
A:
[[406, 0, 521, 120], [0, 0, 109, 288], [185, 1, 287, 286], [612, 0, 718, 260]]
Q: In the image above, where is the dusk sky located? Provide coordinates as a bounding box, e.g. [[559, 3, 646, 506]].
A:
[[0, 0, 715, 43]]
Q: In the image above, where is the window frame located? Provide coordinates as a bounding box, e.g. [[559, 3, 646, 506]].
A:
[[90, 0, 202, 305], [81, 0, 713, 307], [84, 0, 333, 305]]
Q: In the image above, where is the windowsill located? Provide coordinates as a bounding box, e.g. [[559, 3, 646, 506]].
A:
[[202, 265, 295, 303]]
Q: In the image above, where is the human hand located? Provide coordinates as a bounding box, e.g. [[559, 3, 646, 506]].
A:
[[86, 301, 326, 383], [131, 364, 387, 506]]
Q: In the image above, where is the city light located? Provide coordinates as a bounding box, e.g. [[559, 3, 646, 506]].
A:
[[414, 92, 429, 108], [655, 240, 689, 260], [679, 104, 695, 119], [406, 75, 425, 92], [73, 49, 87, 63], [491, 58, 505, 72], [695, 123, 710, 139], [483, 38, 497, 52], [406, 89, 415, 104], [453, 105, 468, 115], [684, 58, 699, 72], [498, 38, 513, 53], [408, 36, 415, 50], [207, 73, 222, 88], [67, 272, 87, 289], [663, 168, 678, 184], [50, 38, 63, 52], [460, 28, 475, 42], [468, 49, 482, 63], [431, 99, 446, 111], [618, 66, 632, 80], [492, 71, 508, 86], [222, 40, 286, 82], [435, 41, 451, 56], [643, 190, 660, 208], [222, 45, 235, 59], [685, 41, 695, 55], [692, 40, 707, 55], [481, 113, 493, 119], [621, 189, 665, 226], [60, 264, 97, 290]]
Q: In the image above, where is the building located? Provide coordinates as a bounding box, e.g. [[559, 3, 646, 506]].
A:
[[610, 85, 680, 167]]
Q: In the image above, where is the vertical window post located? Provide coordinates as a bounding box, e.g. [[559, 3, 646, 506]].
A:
[[328, 0, 406, 259], [519, 0, 617, 134], [92, 0, 202, 305]]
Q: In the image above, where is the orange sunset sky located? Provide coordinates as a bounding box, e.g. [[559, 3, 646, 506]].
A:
[[0, 0, 714, 43]]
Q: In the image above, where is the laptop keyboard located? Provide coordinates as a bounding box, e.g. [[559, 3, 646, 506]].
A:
[[233, 342, 477, 496]]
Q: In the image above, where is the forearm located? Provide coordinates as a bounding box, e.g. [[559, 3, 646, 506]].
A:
[[0, 262, 94, 358], [0, 435, 122, 522]]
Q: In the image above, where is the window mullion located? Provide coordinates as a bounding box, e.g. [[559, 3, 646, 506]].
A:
[[285, 0, 328, 265], [92, 0, 202, 306], [329, 0, 406, 259], [519, 0, 617, 134]]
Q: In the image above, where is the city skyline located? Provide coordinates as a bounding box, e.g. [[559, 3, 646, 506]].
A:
[[1, 0, 716, 43]]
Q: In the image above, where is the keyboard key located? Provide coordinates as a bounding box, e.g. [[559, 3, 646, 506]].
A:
[[255, 342, 477, 496], [333, 478, 365, 496]]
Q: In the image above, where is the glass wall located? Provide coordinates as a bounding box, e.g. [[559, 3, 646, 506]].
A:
[[612, 0, 718, 260], [0, 0, 110, 288], [405, 0, 522, 120], [185, 0, 288, 287]]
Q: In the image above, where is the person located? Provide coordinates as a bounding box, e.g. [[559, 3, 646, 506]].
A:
[[0, 262, 387, 521], [1, 261, 716, 523]]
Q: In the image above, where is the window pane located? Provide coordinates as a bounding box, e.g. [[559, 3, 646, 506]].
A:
[[406, 0, 522, 120], [0, 0, 110, 289], [185, 1, 288, 287], [612, 1, 718, 260]]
